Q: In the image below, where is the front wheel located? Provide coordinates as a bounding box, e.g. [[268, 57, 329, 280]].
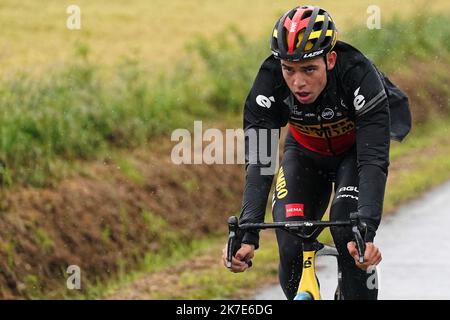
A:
[[334, 285, 343, 300], [294, 292, 314, 300]]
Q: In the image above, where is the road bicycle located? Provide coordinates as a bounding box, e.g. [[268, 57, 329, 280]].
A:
[[226, 212, 367, 300]]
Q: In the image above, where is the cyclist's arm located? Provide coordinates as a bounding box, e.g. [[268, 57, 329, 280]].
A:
[[239, 57, 287, 249], [347, 61, 390, 242], [239, 126, 279, 249]]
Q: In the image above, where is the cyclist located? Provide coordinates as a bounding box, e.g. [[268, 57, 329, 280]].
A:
[[222, 5, 411, 299]]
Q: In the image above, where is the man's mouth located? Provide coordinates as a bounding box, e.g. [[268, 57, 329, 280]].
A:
[[295, 92, 312, 103]]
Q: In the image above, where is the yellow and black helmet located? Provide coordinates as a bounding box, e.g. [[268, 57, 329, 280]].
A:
[[270, 5, 337, 61]]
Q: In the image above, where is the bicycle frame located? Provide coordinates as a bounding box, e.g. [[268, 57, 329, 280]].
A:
[[296, 240, 321, 300], [226, 213, 366, 300]]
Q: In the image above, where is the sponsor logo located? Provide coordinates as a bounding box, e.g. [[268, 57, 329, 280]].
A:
[[337, 194, 359, 200], [291, 105, 303, 117], [256, 95, 275, 108], [285, 203, 304, 218], [275, 167, 288, 199], [303, 50, 324, 59], [338, 186, 359, 193], [337, 186, 359, 200], [353, 87, 366, 111], [321, 108, 335, 120], [304, 256, 312, 269], [305, 112, 316, 118], [290, 22, 298, 33], [290, 118, 355, 138]]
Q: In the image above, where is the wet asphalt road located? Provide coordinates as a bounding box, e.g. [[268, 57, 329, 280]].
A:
[[254, 180, 450, 300]]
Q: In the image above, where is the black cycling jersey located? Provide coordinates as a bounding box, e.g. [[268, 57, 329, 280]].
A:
[[239, 40, 411, 248]]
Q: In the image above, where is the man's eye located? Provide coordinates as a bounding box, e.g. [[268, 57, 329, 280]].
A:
[[284, 68, 294, 74], [306, 68, 315, 73]]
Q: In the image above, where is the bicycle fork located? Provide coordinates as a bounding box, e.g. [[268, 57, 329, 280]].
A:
[[294, 241, 321, 300]]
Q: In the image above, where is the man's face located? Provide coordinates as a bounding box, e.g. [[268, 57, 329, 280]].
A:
[[281, 52, 336, 104]]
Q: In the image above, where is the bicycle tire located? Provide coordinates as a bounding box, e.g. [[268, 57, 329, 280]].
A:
[[334, 285, 343, 300], [294, 292, 314, 300]]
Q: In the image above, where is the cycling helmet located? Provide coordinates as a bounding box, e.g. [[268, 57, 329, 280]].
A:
[[270, 5, 337, 61]]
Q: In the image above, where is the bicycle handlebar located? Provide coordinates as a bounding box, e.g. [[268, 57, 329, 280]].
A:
[[226, 212, 367, 269]]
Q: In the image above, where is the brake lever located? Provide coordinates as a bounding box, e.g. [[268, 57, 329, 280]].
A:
[[227, 216, 253, 269], [350, 212, 367, 263], [226, 216, 239, 268]]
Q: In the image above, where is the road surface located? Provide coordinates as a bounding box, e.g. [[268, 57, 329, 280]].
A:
[[254, 180, 450, 300]]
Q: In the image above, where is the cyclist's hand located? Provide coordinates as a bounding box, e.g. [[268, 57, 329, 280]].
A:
[[347, 241, 382, 271], [222, 243, 255, 273]]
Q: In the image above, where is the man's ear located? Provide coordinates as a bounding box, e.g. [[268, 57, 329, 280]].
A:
[[326, 51, 337, 70]]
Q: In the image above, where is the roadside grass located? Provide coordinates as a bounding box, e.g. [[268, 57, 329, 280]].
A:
[[347, 12, 450, 74], [61, 233, 225, 300]]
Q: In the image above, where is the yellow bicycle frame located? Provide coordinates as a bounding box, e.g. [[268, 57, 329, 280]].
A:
[[296, 250, 321, 300]]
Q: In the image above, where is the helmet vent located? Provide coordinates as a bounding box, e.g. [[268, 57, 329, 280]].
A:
[[313, 21, 323, 31], [301, 10, 313, 20]]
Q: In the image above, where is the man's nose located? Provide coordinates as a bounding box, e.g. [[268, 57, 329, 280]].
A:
[[292, 74, 306, 88]]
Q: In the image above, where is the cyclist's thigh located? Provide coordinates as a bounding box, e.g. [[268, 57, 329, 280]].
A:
[[272, 147, 331, 223], [329, 152, 359, 248], [330, 152, 377, 300], [330, 152, 359, 222]]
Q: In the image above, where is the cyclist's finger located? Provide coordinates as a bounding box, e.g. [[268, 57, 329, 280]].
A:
[[222, 253, 244, 269], [373, 253, 382, 266], [232, 255, 247, 267], [230, 259, 249, 273], [226, 255, 248, 270], [347, 241, 359, 260], [236, 246, 253, 260], [365, 247, 381, 263]]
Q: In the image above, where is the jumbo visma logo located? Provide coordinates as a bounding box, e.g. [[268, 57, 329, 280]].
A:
[[275, 166, 288, 199]]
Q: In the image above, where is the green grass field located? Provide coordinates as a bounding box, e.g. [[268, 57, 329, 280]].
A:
[[1, 2, 450, 186], [1, 0, 449, 74]]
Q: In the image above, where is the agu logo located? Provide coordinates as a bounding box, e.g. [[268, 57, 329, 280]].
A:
[[285, 203, 304, 218]]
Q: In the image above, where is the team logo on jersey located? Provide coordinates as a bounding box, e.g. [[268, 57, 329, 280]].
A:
[[353, 87, 366, 111], [256, 95, 275, 108], [321, 108, 335, 120], [290, 118, 355, 138]]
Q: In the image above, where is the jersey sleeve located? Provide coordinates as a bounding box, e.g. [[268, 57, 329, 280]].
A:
[[343, 59, 390, 242], [239, 56, 288, 248]]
